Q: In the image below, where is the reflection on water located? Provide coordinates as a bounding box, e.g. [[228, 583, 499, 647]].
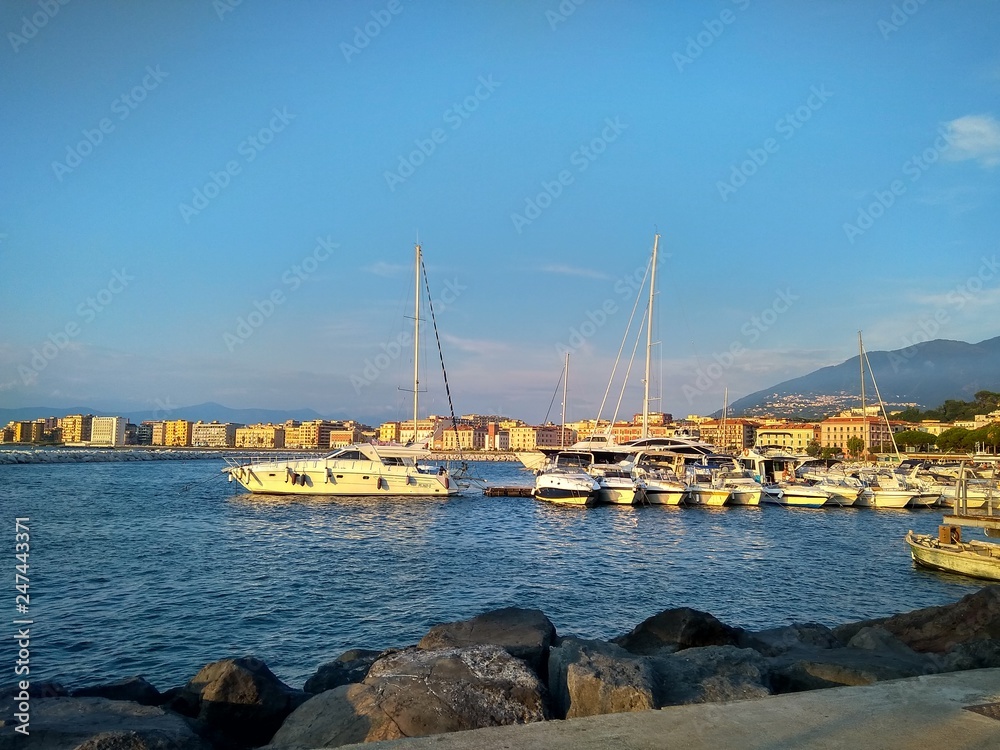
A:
[[2, 459, 986, 691]]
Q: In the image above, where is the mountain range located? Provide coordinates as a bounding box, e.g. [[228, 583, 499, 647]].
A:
[[727, 335, 1000, 417]]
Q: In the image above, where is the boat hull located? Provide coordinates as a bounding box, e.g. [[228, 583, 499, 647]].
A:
[[685, 487, 730, 507], [226, 458, 457, 497], [761, 484, 830, 508], [533, 471, 599, 506], [905, 531, 1000, 581]]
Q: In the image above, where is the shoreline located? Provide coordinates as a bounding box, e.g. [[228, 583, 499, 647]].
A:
[[0, 446, 520, 465]]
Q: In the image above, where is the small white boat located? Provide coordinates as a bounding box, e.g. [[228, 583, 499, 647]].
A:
[[761, 482, 832, 508], [532, 468, 600, 506]]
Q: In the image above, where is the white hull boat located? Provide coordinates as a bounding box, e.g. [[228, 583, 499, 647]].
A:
[[533, 469, 600, 506], [225, 443, 457, 497], [761, 483, 831, 508]]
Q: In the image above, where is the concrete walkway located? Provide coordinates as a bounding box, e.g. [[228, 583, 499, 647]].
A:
[[346, 669, 1000, 750]]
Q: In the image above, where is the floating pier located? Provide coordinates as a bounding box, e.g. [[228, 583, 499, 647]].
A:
[[483, 485, 533, 497]]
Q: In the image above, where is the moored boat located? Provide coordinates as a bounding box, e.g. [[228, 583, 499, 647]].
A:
[[905, 529, 1000, 581], [532, 467, 600, 506]]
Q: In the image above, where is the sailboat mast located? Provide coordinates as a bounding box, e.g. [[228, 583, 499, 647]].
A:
[[561, 351, 569, 449], [858, 330, 866, 455], [642, 233, 660, 440], [413, 243, 421, 443]]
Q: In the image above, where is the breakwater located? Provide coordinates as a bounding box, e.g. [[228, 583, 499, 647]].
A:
[[4, 589, 1000, 748]]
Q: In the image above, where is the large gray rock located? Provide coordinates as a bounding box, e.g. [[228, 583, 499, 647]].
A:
[[652, 645, 772, 706], [417, 608, 557, 677], [303, 649, 382, 694], [547, 638, 658, 719], [613, 607, 742, 656], [739, 622, 843, 656], [172, 657, 308, 748], [0, 697, 208, 750], [833, 586, 1000, 653], [268, 645, 548, 748]]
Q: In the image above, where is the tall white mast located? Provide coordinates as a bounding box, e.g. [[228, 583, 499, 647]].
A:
[[859, 330, 866, 455], [642, 233, 660, 440], [561, 351, 569, 449], [413, 243, 421, 443]]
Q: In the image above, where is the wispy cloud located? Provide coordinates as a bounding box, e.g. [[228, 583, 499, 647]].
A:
[[364, 261, 409, 277], [942, 114, 1000, 168], [441, 334, 511, 356], [539, 264, 611, 280]]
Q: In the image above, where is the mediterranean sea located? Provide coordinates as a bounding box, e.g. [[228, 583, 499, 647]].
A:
[[1, 457, 985, 692]]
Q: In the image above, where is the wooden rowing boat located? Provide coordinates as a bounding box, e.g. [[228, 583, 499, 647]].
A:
[[905, 529, 1000, 582]]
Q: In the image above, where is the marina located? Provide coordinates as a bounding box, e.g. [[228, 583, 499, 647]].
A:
[[3, 456, 990, 694]]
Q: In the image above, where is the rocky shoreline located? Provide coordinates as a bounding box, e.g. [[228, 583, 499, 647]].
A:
[[3, 587, 1000, 749]]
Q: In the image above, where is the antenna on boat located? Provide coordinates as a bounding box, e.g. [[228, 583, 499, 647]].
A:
[[561, 351, 569, 449], [859, 330, 866, 456]]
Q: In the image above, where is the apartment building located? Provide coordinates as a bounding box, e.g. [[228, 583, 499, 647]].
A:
[[235, 423, 285, 448], [191, 421, 240, 448], [90, 416, 128, 446]]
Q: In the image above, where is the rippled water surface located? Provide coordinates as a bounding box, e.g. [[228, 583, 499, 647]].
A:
[[1, 458, 987, 691]]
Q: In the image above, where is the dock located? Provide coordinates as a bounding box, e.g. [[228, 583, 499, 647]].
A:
[[483, 485, 533, 497]]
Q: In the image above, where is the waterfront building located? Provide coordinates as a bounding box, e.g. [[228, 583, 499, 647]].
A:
[[508, 425, 575, 450], [191, 421, 240, 448], [438, 423, 478, 451], [378, 422, 401, 443], [235, 423, 285, 448], [90, 416, 128, 446], [398, 418, 439, 444], [0, 424, 13, 443], [755, 423, 820, 453], [820, 416, 906, 454], [150, 421, 167, 446], [699, 419, 758, 453], [60, 414, 93, 443], [164, 419, 193, 447], [284, 419, 340, 449], [136, 423, 154, 445], [12, 421, 34, 443], [330, 427, 364, 448], [484, 422, 510, 451]]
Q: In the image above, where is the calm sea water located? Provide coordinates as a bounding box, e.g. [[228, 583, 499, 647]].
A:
[[1, 458, 987, 692]]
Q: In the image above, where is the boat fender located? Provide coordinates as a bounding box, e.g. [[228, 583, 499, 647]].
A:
[[228, 473, 233, 483], [376, 476, 384, 490], [287, 470, 297, 484], [299, 473, 307, 486]]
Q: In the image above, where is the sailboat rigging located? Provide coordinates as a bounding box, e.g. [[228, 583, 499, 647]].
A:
[[222, 242, 461, 497]]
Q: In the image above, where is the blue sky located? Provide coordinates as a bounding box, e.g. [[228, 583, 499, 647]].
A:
[[2, 0, 999, 426]]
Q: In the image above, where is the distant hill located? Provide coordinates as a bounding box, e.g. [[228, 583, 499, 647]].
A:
[[728, 336, 1000, 418], [0, 402, 332, 426]]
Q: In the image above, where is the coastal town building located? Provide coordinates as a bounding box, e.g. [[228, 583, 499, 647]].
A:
[[697, 419, 758, 452], [90, 416, 128, 446], [150, 421, 167, 446], [819, 416, 905, 454], [191, 421, 240, 448], [755, 423, 820, 453], [59, 414, 93, 443], [164, 419, 193, 447], [136, 423, 154, 445], [330, 427, 364, 448], [508, 424, 576, 450], [235, 423, 285, 448]]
